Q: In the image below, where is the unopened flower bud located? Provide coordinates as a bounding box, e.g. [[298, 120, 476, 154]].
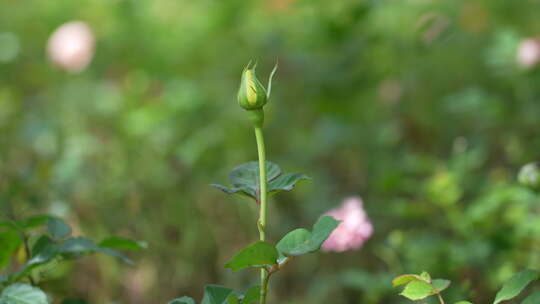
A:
[[237, 63, 268, 110], [518, 162, 540, 188]]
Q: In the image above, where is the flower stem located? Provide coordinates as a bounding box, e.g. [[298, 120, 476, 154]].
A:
[[254, 124, 269, 304]]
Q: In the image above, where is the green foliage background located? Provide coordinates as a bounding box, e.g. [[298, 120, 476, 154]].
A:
[[1, 0, 540, 303]]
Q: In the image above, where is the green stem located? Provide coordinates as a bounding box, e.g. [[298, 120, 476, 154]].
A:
[[255, 126, 268, 241], [436, 293, 445, 304], [254, 125, 269, 304]]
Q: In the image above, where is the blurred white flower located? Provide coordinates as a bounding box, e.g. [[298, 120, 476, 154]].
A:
[[516, 38, 540, 69], [321, 196, 373, 253], [47, 21, 95, 73]]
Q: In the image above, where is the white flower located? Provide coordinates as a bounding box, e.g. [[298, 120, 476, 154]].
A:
[[47, 21, 95, 73], [516, 38, 540, 69]]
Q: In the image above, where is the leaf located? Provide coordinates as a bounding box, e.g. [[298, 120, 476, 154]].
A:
[[201, 285, 234, 304], [214, 162, 309, 200], [96, 247, 134, 265], [224, 241, 278, 272], [392, 274, 424, 287], [227, 294, 239, 304], [213, 162, 281, 199], [455, 302, 473, 304], [277, 216, 340, 257], [60, 237, 98, 256], [241, 286, 260, 304], [10, 235, 60, 282], [229, 161, 282, 189], [0, 283, 49, 304], [432, 279, 451, 293], [494, 269, 539, 304], [522, 290, 540, 304], [420, 271, 432, 283], [210, 184, 254, 198], [29, 236, 59, 265], [400, 280, 434, 301], [268, 173, 310, 194], [17, 216, 51, 230], [47, 218, 72, 239], [310, 216, 341, 249], [0, 228, 22, 269], [276, 228, 312, 256], [59, 237, 133, 264], [99, 236, 147, 251], [168, 297, 196, 304]]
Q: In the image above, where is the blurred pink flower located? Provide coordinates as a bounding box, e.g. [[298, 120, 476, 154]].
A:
[[321, 196, 373, 253], [47, 21, 95, 73], [516, 38, 540, 68]]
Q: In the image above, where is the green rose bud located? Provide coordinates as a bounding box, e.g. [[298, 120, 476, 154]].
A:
[[518, 162, 540, 188], [237, 63, 269, 110]]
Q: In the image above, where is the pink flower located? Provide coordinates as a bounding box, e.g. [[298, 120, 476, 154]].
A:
[[516, 38, 540, 69], [47, 21, 95, 73], [321, 196, 373, 253]]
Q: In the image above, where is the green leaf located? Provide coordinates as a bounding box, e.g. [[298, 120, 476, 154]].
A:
[[494, 269, 539, 304], [214, 162, 309, 200], [455, 302, 473, 304], [99, 236, 147, 251], [60, 237, 97, 256], [213, 161, 282, 199], [400, 280, 434, 301], [96, 247, 133, 265], [47, 218, 72, 239], [0, 283, 49, 304], [227, 294, 239, 304], [168, 297, 196, 304], [210, 184, 254, 198], [276, 216, 340, 257], [229, 161, 282, 189], [432, 279, 451, 293], [201, 285, 234, 304], [17, 216, 51, 230], [30, 236, 59, 265], [59, 237, 133, 264], [276, 228, 311, 256], [268, 173, 310, 194], [0, 228, 22, 269], [241, 286, 260, 304], [522, 290, 540, 304], [310, 216, 341, 249], [420, 271, 432, 283], [224, 241, 278, 272], [8, 236, 59, 282], [392, 274, 424, 287]]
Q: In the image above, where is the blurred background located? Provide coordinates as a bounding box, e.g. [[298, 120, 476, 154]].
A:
[[2, 0, 540, 303]]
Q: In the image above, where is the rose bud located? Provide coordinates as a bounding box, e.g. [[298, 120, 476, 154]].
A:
[[237, 62, 269, 110]]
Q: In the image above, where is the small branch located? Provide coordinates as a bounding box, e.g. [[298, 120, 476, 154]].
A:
[[22, 235, 36, 285]]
